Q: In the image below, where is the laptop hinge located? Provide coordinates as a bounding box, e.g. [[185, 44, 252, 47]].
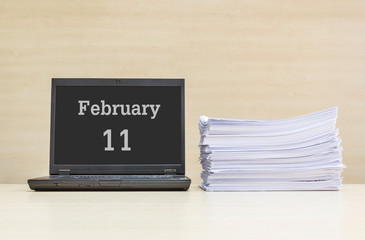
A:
[[59, 169, 71, 175], [164, 169, 177, 175]]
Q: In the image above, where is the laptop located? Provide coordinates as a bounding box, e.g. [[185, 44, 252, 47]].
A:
[[28, 78, 191, 191]]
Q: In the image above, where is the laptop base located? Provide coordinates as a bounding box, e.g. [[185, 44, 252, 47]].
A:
[[28, 175, 191, 191]]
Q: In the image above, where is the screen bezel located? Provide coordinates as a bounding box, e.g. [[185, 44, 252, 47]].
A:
[[50, 78, 185, 175]]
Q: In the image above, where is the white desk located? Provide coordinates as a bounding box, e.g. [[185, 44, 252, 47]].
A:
[[0, 184, 364, 239]]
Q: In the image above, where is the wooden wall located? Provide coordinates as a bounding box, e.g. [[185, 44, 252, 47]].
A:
[[0, 0, 364, 183]]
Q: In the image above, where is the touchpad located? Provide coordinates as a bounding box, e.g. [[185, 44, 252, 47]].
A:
[[98, 180, 122, 187]]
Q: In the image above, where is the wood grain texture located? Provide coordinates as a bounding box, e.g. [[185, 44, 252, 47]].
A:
[[0, 184, 365, 239], [0, 0, 364, 183]]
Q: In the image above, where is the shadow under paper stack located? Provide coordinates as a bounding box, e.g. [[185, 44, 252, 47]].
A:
[[199, 107, 345, 191]]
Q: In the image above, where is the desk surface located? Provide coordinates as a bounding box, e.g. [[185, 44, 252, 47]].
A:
[[0, 184, 364, 240]]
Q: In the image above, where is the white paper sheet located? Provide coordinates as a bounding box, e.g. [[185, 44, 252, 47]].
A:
[[199, 107, 345, 191]]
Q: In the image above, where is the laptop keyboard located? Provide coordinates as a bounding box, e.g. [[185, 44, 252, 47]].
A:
[[55, 175, 182, 179]]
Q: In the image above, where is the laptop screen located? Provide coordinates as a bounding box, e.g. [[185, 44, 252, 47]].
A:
[[50, 79, 184, 174]]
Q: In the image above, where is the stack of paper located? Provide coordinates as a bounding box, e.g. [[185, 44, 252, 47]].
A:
[[199, 107, 345, 191]]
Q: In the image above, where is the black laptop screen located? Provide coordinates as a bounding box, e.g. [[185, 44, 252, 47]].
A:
[[54, 86, 181, 165]]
